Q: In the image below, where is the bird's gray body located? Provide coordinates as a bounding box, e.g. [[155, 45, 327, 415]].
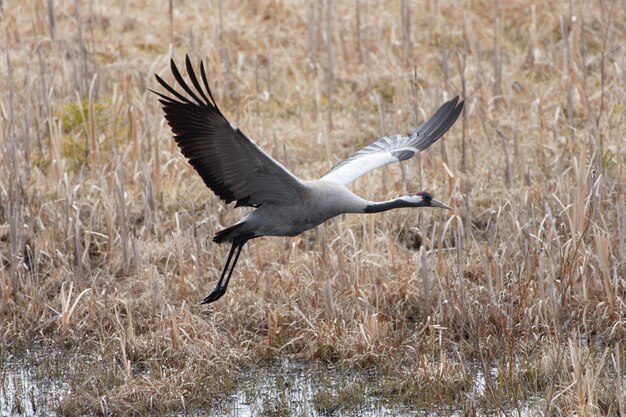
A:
[[152, 55, 463, 303], [223, 181, 367, 241]]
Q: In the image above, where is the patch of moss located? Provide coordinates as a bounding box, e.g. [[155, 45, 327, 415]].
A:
[[54, 98, 112, 170], [136, 43, 165, 55], [379, 85, 395, 104], [30, 153, 51, 173], [61, 134, 89, 168]]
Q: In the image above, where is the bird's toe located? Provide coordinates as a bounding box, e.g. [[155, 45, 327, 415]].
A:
[[201, 287, 227, 304]]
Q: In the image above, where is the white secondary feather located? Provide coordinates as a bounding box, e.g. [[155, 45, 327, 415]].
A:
[[321, 135, 415, 185], [321, 152, 400, 185], [321, 97, 463, 186]]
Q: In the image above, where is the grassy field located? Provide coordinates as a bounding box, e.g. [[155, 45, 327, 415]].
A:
[[1, 0, 624, 415]]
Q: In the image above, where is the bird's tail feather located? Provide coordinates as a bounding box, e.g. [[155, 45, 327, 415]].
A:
[[213, 224, 240, 243], [213, 223, 255, 243]]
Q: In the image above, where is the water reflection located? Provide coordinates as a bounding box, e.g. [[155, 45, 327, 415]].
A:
[[1, 356, 550, 416]]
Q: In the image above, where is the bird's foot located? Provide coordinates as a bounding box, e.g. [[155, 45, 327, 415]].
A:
[[201, 286, 227, 304]]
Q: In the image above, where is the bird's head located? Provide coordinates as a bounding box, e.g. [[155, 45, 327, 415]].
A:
[[405, 191, 452, 210]]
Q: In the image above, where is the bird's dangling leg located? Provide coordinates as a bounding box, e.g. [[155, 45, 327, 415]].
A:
[[219, 241, 245, 293], [201, 240, 246, 304], [202, 241, 237, 304]]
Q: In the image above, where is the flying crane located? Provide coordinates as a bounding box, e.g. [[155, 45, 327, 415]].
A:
[[152, 56, 463, 303]]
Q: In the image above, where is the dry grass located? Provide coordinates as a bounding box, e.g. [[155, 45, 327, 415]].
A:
[[1, 0, 625, 415]]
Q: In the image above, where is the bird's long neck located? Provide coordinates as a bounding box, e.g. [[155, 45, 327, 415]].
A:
[[363, 197, 420, 213]]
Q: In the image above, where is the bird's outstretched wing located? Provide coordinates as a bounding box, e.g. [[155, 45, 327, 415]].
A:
[[321, 96, 464, 186], [152, 55, 306, 207]]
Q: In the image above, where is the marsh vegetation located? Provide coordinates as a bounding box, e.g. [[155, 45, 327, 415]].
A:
[[0, 0, 624, 415]]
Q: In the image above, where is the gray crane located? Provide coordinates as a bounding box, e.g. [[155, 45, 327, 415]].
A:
[[152, 56, 464, 304]]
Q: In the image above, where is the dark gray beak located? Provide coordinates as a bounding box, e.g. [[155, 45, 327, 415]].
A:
[[430, 198, 453, 210]]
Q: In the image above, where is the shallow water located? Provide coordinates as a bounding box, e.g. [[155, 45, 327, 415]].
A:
[[0, 360, 66, 417], [209, 360, 546, 417], [1, 354, 547, 416], [208, 359, 417, 417]]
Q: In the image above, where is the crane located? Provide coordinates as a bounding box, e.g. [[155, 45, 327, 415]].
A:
[[152, 56, 464, 304]]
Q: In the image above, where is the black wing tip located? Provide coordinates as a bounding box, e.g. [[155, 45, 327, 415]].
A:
[[444, 95, 464, 113], [453, 95, 464, 110], [152, 54, 226, 114], [154, 73, 168, 89], [450, 96, 464, 120], [199, 59, 221, 112], [430, 96, 464, 138], [175, 54, 222, 113], [450, 95, 464, 113], [407, 94, 464, 151], [434, 95, 464, 123]]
